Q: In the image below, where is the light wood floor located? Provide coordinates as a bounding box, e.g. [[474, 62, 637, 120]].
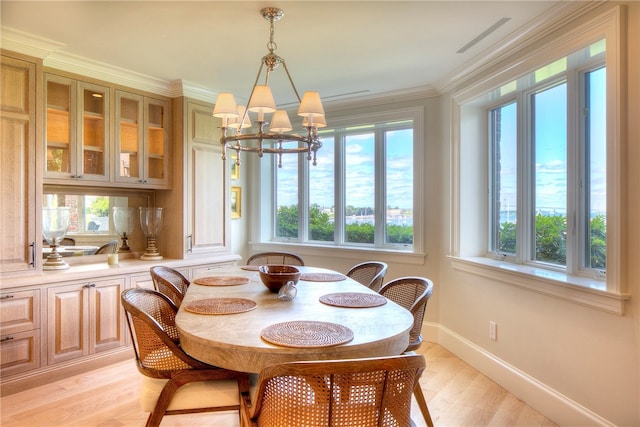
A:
[[0, 342, 558, 426]]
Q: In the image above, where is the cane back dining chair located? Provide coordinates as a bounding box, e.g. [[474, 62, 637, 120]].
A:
[[240, 353, 426, 427], [121, 288, 250, 427], [379, 277, 435, 427], [150, 265, 190, 308], [346, 261, 388, 292], [246, 251, 305, 266]]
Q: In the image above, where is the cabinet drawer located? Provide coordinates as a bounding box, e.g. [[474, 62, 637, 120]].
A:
[[1, 329, 41, 376], [0, 290, 40, 334], [190, 265, 224, 279]]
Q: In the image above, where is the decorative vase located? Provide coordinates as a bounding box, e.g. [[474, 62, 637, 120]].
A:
[[42, 207, 71, 270], [139, 207, 163, 260]]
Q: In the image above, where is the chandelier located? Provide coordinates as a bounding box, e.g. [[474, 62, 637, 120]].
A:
[[212, 7, 326, 168]]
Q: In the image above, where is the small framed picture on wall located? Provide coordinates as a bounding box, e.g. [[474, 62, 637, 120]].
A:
[[231, 186, 241, 219], [231, 152, 240, 180]]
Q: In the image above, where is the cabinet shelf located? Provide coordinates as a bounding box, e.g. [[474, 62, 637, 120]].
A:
[[47, 105, 69, 113], [83, 112, 104, 121], [47, 140, 70, 147], [83, 146, 104, 153]]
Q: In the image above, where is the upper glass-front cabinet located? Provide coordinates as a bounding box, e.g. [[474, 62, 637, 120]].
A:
[[45, 74, 109, 182], [115, 90, 169, 186]]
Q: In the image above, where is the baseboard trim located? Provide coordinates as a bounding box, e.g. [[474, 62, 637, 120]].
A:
[[422, 322, 613, 427]]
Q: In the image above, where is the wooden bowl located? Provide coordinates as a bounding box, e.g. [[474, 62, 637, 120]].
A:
[[258, 265, 300, 293]]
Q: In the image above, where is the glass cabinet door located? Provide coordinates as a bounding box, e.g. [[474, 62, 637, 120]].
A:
[[45, 75, 109, 182], [78, 82, 108, 181], [115, 91, 169, 186], [45, 76, 74, 177], [144, 98, 168, 184], [115, 91, 144, 183]]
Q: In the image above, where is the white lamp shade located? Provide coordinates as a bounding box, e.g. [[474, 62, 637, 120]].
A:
[[298, 91, 325, 117], [248, 85, 276, 114], [213, 93, 239, 119], [270, 110, 292, 132], [303, 114, 327, 128], [228, 105, 253, 130]]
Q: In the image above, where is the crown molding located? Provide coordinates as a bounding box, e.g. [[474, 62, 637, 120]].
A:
[[0, 27, 65, 59], [435, 1, 605, 95]]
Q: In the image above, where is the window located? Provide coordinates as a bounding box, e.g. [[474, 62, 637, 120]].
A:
[[273, 109, 421, 251], [488, 41, 606, 279], [453, 6, 627, 312], [44, 193, 113, 234]]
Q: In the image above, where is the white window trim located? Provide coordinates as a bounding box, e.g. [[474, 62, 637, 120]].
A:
[[450, 6, 629, 314]]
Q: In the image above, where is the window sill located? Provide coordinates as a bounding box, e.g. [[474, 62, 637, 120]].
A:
[[448, 256, 630, 315], [250, 242, 426, 265]]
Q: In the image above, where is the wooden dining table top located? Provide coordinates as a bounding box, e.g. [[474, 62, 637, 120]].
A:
[[176, 266, 414, 374]]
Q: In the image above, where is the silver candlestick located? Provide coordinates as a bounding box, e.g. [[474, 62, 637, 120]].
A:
[[112, 207, 136, 253]]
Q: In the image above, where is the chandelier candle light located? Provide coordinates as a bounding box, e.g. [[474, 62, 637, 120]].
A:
[[213, 7, 326, 168]]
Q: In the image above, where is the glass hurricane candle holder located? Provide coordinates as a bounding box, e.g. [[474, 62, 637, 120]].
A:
[[112, 207, 137, 253], [139, 207, 163, 260], [42, 207, 71, 270]]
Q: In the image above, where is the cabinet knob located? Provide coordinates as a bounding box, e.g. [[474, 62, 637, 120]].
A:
[[1, 336, 14, 342], [0, 295, 14, 300]]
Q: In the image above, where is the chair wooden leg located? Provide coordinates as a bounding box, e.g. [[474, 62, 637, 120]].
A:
[[414, 382, 434, 427]]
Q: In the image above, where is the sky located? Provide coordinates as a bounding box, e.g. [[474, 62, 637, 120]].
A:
[[498, 66, 606, 216], [277, 129, 414, 211]]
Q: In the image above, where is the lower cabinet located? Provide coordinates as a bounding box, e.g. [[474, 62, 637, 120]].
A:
[[1, 257, 240, 394], [130, 273, 154, 290], [47, 277, 126, 365]]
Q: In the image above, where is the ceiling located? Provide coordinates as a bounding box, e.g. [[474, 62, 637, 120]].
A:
[[1, 1, 579, 106]]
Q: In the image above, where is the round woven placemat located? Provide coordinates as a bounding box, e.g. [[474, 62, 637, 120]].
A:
[[183, 298, 257, 315], [300, 272, 347, 282], [319, 292, 387, 308], [240, 265, 260, 271], [193, 276, 250, 286], [260, 320, 354, 348]]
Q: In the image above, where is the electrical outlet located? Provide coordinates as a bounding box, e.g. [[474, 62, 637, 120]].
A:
[[489, 321, 497, 341]]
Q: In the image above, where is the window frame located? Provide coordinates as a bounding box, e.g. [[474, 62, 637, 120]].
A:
[[268, 107, 425, 254], [450, 6, 629, 314], [488, 64, 606, 278]]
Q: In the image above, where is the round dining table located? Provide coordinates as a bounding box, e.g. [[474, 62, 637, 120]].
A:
[[176, 266, 414, 374]]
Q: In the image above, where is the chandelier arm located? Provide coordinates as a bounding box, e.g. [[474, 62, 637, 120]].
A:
[[239, 61, 267, 130], [280, 62, 303, 104]]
